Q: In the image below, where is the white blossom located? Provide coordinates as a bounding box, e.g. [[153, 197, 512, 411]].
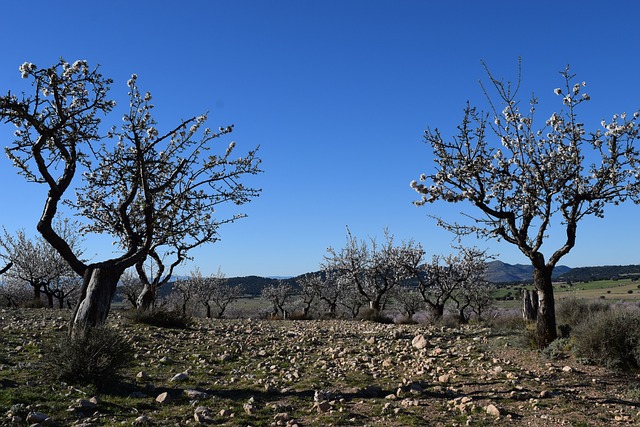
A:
[[19, 62, 35, 78]]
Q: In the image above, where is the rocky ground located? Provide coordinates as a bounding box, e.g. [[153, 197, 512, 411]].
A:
[[1, 308, 640, 426]]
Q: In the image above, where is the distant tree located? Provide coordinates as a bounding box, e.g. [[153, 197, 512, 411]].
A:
[[309, 270, 347, 317], [295, 273, 320, 318], [117, 269, 143, 309], [196, 268, 242, 318], [412, 63, 640, 347], [392, 284, 424, 322], [0, 280, 31, 307], [173, 269, 203, 316], [448, 247, 492, 323], [49, 275, 81, 309], [0, 221, 82, 307], [465, 280, 495, 322], [262, 281, 294, 318], [324, 228, 422, 313], [0, 60, 261, 334], [339, 283, 368, 319], [410, 254, 458, 319]]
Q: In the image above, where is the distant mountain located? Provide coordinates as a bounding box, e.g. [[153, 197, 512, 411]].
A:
[[484, 260, 571, 284], [121, 262, 640, 300], [227, 262, 575, 293], [225, 275, 300, 296], [558, 265, 640, 282]]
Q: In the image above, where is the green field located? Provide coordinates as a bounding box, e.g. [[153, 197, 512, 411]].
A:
[[495, 278, 640, 309]]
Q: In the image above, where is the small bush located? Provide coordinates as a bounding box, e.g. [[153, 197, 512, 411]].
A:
[[556, 297, 609, 330], [572, 309, 640, 371], [43, 326, 132, 387], [125, 308, 192, 329], [395, 315, 418, 325], [357, 308, 393, 324], [288, 311, 313, 320], [487, 313, 525, 335], [432, 314, 461, 329], [542, 337, 572, 360]]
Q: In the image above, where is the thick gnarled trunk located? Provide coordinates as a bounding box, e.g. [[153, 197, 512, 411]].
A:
[[532, 266, 557, 348], [71, 266, 122, 334]]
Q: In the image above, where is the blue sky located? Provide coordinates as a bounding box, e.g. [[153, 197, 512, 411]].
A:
[[1, 1, 639, 277]]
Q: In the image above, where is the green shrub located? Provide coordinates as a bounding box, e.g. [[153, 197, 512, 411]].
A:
[[556, 297, 609, 331], [125, 308, 192, 329], [542, 337, 572, 360], [572, 309, 640, 371], [432, 314, 461, 329], [43, 326, 132, 387], [487, 313, 525, 335]]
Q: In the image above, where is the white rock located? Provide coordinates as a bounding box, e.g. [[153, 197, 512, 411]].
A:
[[485, 404, 501, 417], [170, 372, 189, 382], [194, 406, 215, 424], [155, 391, 171, 404], [412, 334, 429, 350]]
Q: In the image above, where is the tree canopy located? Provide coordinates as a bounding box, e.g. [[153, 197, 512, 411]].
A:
[[412, 62, 640, 346], [0, 59, 261, 330]]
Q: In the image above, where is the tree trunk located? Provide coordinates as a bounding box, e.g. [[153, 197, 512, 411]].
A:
[[45, 291, 54, 308], [533, 266, 557, 348], [137, 284, 157, 311], [522, 289, 538, 321], [71, 266, 122, 334], [33, 285, 42, 305], [458, 308, 468, 324], [430, 303, 444, 319]]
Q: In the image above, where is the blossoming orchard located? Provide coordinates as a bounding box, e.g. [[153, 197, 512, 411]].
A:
[[0, 59, 261, 335], [411, 63, 640, 347]]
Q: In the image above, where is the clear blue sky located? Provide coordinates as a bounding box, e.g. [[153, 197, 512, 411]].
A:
[[1, 1, 639, 277]]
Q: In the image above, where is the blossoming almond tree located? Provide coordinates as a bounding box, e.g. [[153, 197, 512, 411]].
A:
[[0, 59, 261, 334], [324, 227, 423, 313], [411, 63, 640, 347]]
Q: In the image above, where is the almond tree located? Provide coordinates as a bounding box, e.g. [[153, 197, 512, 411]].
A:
[[310, 270, 348, 317], [49, 275, 81, 309], [448, 247, 492, 323], [196, 268, 242, 318], [411, 63, 640, 347], [0, 281, 31, 307], [0, 220, 81, 307], [324, 228, 421, 313], [262, 281, 294, 318], [1, 60, 261, 334], [173, 269, 202, 316], [392, 284, 424, 322], [295, 273, 320, 318], [117, 269, 143, 309], [0, 262, 11, 275], [406, 254, 457, 319]]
